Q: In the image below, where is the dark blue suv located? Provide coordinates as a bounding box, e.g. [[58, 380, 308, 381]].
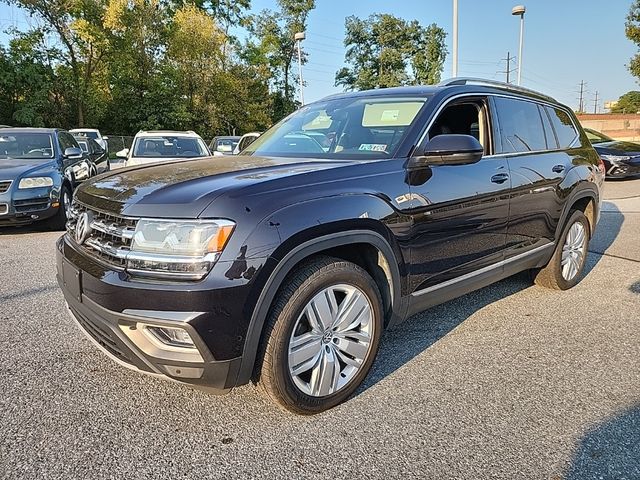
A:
[[57, 79, 605, 414], [0, 128, 89, 229]]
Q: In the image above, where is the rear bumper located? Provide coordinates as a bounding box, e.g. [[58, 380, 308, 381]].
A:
[[56, 237, 244, 392]]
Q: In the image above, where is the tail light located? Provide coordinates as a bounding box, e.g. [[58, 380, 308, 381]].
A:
[[597, 156, 606, 175]]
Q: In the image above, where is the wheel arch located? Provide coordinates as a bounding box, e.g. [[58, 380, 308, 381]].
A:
[[235, 229, 405, 386], [557, 186, 600, 238]]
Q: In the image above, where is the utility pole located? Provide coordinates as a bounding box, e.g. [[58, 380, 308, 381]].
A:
[[500, 52, 516, 84], [294, 32, 305, 105], [593, 91, 599, 114], [452, 0, 458, 77], [578, 80, 586, 113]]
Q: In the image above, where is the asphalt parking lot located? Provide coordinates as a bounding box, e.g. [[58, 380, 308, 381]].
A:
[[1, 179, 639, 480]]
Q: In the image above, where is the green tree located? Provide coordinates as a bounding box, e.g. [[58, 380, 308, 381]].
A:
[[3, 0, 110, 126], [611, 91, 640, 113], [246, 0, 315, 119], [627, 1, 640, 80], [0, 30, 71, 127], [335, 14, 447, 91]]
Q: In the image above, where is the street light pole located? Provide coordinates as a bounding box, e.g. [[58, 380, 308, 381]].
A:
[[452, 0, 458, 77], [512, 5, 526, 86], [294, 32, 306, 105]]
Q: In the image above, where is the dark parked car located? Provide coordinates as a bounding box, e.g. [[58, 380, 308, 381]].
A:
[[1, 128, 89, 229], [73, 134, 110, 174], [584, 128, 640, 178], [57, 79, 604, 414], [209, 135, 240, 156]]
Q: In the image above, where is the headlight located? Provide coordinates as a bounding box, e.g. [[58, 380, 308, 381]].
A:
[[18, 176, 54, 189], [127, 219, 235, 279], [601, 154, 631, 164]]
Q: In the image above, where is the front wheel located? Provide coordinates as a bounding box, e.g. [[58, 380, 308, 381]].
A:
[[531, 210, 590, 290], [256, 256, 383, 414], [45, 184, 72, 231]]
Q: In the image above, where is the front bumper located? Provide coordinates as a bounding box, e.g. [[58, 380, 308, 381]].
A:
[[604, 159, 640, 178], [56, 237, 243, 392], [0, 185, 60, 226]]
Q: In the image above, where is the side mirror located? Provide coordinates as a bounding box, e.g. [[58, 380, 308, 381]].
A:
[[116, 148, 129, 159], [410, 134, 483, 167], [64, 147, 83, 159]]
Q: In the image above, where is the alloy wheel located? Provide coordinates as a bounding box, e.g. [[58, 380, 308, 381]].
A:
[[287, 284, 375, 397], [561, 221, 587, 281]]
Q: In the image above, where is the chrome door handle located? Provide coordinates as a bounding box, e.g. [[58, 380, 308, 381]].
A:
[[490, 173, 509, 184]]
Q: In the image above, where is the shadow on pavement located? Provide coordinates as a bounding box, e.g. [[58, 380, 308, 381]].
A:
[[358, 271, 532, 393], [358, 202, 625, 396], [584, 201, 624, 276], [565, 404, 640, 479], [0, 223, 62, 236]]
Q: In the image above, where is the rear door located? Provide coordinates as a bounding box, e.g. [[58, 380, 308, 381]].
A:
[[493, 97, 575, 257], [408, 96, 511, 294]]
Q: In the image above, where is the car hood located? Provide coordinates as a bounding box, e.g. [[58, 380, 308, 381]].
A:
[[0, 159, 58, 179], [593, 141, 640, 157], [77, 155, 355, 217]]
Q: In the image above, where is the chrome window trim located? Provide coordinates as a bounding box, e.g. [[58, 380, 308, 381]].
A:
[[415, 92, 580, 157], [411, 242, 554, 297]]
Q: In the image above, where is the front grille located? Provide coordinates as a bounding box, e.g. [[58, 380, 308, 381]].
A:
[[71, 306, 132, 363], [0, 180, 12, 194], [13, 198, 49, 212], [67, 201, 137, 269]]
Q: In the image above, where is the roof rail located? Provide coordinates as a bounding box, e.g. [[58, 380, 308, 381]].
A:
[[437, 77, 556, 102]]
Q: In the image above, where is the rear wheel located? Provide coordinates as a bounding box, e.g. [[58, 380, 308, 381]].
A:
[[531, 210, 590, 290], [256, 256, 383, 414]]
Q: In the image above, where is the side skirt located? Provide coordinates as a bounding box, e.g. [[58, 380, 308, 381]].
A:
[[405, 243, 555, 318]]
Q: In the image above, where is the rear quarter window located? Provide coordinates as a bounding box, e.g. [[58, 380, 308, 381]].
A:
[[494, 96, 547, 153], [545, 106, 579, 148]]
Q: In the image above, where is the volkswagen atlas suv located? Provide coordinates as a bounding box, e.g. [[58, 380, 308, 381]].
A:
[[56, 78, 604, 414]]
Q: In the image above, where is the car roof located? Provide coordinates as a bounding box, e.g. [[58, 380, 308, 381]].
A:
[[69, 128, 99, 132], [0, 127, 60, 134], [136, 130, 201, 138], [319, 78, 559, 106]]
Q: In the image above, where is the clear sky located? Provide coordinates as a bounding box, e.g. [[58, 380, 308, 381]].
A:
[[1, 0, 638, 111]]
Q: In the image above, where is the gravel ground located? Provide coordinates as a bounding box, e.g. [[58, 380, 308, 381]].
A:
[[0, 179, 639, 480]]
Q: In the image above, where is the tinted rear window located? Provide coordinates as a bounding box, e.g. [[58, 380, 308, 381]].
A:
[[546, 107, 578, 148], [494, 97, 547, 153]]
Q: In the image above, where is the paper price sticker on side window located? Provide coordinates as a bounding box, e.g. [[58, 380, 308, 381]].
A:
[[359, 144, 387, 152]]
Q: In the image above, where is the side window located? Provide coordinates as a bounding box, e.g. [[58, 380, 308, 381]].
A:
[[494, 97, 547, 153], [538, 105, 558, 150], [58, 132, 78, 152], [428, 99, 491, 154], [546, 106, 578, 148]]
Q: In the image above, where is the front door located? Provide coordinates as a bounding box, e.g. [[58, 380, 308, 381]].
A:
[[407, 97, 511, 294]]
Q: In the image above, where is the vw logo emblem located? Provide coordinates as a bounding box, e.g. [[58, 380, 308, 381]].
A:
[[75, 211, 93, 245]]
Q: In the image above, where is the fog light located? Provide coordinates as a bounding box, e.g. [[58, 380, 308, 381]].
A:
[[145, 326, 195, 349]]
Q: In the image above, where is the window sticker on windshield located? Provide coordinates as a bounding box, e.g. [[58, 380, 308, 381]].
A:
[[380, 110, 399, 122], [359, 144, 387, 152]]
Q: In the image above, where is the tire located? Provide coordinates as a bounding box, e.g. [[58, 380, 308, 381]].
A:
[[256, 256, 384, 415], [46, 184, 72, 231], [531, 210, 590, 290]]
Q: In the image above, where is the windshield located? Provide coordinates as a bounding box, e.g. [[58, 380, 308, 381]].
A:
[[0, 132, 54, 159], [132, 136, 209, 158], [585, 129, 613, 144], [244, 96, 429, 159]]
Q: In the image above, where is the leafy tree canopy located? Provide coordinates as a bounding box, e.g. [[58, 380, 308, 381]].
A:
[[335, 14, 447, 91]]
